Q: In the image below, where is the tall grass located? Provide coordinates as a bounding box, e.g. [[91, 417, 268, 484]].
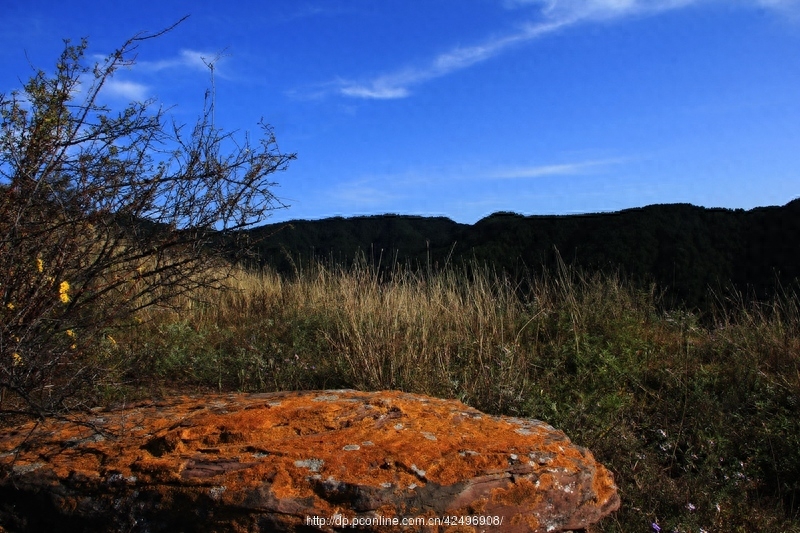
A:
[[101, 255, 800, 532]]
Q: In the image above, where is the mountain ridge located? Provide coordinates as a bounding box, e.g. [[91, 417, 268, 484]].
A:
[[244, 200, 800, 310]]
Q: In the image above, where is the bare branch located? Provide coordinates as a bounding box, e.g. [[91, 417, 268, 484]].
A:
[[1, 22, 294, 419]]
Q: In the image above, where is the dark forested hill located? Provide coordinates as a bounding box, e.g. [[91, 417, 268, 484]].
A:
[[244, 200, 800, 310], [243, 214, 466, 272]]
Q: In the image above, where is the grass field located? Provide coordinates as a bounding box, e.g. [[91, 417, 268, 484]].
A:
[[100, 256, 800, 532]]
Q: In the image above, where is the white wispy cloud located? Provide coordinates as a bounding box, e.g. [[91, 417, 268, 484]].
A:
[[61, 75, 148, 125], [506, 0, 697, 22], [487, 158, 625, 179], [88, 48, 230, 104], [81, 48, 225, 103], [334, 0, 798, 100], [330, 158, 622, 209], [331, 178, 409, 207], [101, 79, 151, 102], [505, 0, 800, 20], [336, 18, 569, 99], [753, 0, 800, 17], [138, 49, 222, 74]]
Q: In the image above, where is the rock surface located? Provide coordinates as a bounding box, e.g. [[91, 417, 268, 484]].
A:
[[0, 390, 619, 532]]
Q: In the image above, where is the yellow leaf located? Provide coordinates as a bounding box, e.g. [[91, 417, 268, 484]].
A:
[[59, 281, 71, 303]]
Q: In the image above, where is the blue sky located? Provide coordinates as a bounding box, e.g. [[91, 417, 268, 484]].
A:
[[2, 0, 799, 224]]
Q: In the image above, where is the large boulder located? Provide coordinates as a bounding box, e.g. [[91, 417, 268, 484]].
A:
[[0, 390, 619, 532]]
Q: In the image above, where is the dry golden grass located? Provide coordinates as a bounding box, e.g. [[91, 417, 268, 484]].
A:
[[99, 255, 800, 532]]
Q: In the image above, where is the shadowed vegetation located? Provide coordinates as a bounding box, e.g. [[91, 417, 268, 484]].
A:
[[94, 254, 800, 532], [245, 200, 800, 313]]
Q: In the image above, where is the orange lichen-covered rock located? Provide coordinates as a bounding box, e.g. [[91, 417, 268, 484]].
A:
[[0, 390, 619, 532]]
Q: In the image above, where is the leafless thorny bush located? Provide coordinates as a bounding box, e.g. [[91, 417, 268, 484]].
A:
[[0, 19, 295, 420]]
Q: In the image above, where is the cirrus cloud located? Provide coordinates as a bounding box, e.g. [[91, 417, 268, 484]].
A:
[[331, 0, 799, 100], [138, 49, 224, 74], [487, 158, 627, 179], [102, 79, 150, 102]]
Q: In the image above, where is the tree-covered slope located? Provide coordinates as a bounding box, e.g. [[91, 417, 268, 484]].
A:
[[245, 200, 800, 310]]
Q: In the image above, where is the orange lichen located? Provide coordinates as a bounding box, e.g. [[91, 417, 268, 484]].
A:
[[491, 478, 542, 507], [0, 390, 619, 532]]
